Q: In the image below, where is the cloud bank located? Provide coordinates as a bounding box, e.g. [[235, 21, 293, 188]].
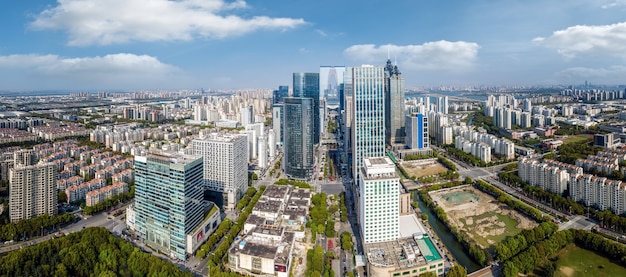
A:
[[31, 0, 306, 46], [534, 22, 626, 58], [343, 41, 480, 70]]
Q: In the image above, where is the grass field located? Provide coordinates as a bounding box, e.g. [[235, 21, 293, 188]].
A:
[[553, 244, 626, 277], [400, 160, 448, 178], [563, 134, 592, 145]]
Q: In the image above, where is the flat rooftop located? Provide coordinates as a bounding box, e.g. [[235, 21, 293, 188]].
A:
[[398, 214, 427, 239], [365, 236, 444, 270]]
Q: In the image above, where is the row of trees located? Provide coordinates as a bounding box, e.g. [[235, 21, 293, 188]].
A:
[[274, 178, 312, 188], [0, 227, 193, 277], [499, 170, 626, 233], [235, 187, 257, 211], [195, 218, 233, 259], [438, 156, 457, 171], [207, 186, 266, 277], [0, 213, 75, 242], [556, 140, 601, 164], [502, 230, 574, 277], [474, 180, 548, 223], [417, 182, 489, 266], [339, 192, 348, 222], [340, 231, 353, 253], [404, 152, 437, 161], [572, 229, 626, 266], [494, 221, 558, 261]]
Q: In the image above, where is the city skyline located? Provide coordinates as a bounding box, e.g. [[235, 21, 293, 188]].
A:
[[1, 1, 626, 90]]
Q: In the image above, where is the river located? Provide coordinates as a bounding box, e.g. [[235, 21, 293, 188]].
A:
[[412, 191, 483, 273]]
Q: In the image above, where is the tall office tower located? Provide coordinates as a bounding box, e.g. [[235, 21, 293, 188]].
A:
[[523, 98, 532, 112], [9, 160, 57, 222], [240, 105, 253, 126], [339, 83, 346, 113], [351, 65, 386, 186], [258, 136, 267, 169], [134, 151, 215, 261], [272, 85, 289, 104], [283, 97, 315, 180], [320, 66, 345, 108], [293, 73, 320, 144], [359, 157, 399, 243], [272, 105, 284, 146], [193, 134, 248, 210], [405, 113, 429, 149], [384, 59, 406, 145], [162, 104, 169, 120]]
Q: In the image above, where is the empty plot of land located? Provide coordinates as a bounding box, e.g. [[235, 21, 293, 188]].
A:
[[429, 185, 537, 250], [400, 159, 448, 178]]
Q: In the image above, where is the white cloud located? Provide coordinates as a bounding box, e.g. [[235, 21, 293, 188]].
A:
[[557, 65, 626, 84], [533, 22, 626, 59], [343, 41, 480, 70], [315, 29, 327, 37], [601, 0, 626, 9], [0, 53, 180, 89], [30, 0, 306, 46]]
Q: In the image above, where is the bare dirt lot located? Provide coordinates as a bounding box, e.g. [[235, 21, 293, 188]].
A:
[[400, 159, 448, 178], [429, 185, 537, 249]]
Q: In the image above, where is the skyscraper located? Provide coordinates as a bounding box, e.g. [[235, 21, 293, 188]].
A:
[[273, 104, 284, 146], [193, 134, 248, 210], [320, 66, 345, 108], [351, 65, 386, 185], [283, 97, 315, 180], [9, 151, 56, 222], [293, 73, 320, 144], [272, 85, 289, 104], [359, 157, 400, 243], [134, 151, 220, 261], [384, 59, 406, 145]]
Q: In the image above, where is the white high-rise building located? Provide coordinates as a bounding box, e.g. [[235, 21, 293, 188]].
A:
[[258, 136, 267, 169], [268, 131, 276, 159], [359, 157, 400, 243], [193, 133, 248, 211], [9, 156, 57, 222]]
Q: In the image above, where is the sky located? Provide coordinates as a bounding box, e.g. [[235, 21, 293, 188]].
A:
[[1, 0, 626, 91]]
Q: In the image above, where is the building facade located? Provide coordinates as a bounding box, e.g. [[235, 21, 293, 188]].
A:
[[9, 161, 57, 222], [384, 59, 406, 145], [283, 97, 315, 180], [293, 73, 320, 144], [134, 151, 215, 260], [405, 113, 429, 149], [193, 134, 248, 211], [359, 157, 400, 243]]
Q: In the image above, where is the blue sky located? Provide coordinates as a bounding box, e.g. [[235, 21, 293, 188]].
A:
[[1, 0, 626, 91]]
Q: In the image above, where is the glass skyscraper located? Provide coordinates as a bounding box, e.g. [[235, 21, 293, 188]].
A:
[[134, 151, 205, 261], [293, 73, 320, 144], [272, 85, 289, 104], [283, 97, 314, 180], [384, 59, 406, 145], [351, 65, 386, 186]]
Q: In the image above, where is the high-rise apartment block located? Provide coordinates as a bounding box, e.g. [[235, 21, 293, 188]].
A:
[[359, 157, 400, 243], [134, 151, 221, 261], [9, 152, 57, 222], [385, 60, 405, 145], [193, 134, 248, 211], [293, 73, 320, 144], [405, 113, 429, 149], [283, 97, 315, 180]]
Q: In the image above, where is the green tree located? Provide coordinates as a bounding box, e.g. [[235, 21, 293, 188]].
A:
[[445, 265, 467, 277], [419, 272, 437, 277]]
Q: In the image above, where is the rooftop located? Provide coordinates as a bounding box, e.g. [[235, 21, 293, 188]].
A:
[[365, 236, 443, 270]]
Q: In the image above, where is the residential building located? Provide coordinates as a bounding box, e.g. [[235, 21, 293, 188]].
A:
[[193, 133, 248, 211], [9, 158, 57, 222], [405, 113, 428, 149]]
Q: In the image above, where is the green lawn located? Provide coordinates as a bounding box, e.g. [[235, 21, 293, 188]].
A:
[[554, 244, 626, 277], [563, 135, 592, 145]]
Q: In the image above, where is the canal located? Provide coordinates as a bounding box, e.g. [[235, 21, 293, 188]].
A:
[[412, 191, 483, 273]]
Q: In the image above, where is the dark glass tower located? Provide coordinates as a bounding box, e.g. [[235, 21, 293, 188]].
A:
[[272, 85, 289, 104], [283, 97, 314, 180], [384, 59, 406, 145], [293, 73, 320, 144]]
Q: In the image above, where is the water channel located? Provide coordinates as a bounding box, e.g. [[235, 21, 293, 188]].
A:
[[412, 191, 483, 273]]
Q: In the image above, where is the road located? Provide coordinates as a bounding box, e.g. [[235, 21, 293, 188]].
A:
[[0, 206, 128, 254]]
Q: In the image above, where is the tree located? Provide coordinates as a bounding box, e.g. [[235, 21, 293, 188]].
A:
[[445, 265, 467, 277], [58, 191, 68, 203], [419, 272, 437, 277]]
